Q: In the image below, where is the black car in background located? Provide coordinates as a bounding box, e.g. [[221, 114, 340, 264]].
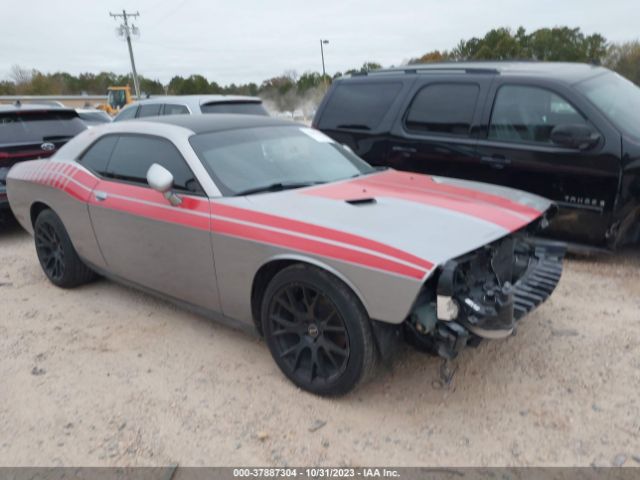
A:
[[0, 104, 86, 212], [313, 62, 640, 251]]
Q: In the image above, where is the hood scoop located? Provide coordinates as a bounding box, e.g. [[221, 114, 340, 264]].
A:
[[345, 197, 377, 206]]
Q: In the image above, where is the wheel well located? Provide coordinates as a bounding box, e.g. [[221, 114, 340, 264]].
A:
[[251, 260, 297, 335], [30, 202, 51, 226]]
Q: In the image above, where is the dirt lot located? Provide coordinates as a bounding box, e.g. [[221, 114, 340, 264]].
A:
[[1, 216, 639, 467]]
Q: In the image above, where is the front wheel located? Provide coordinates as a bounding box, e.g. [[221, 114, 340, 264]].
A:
[[261, 264, 376, 396], [34, 209, 95, 288]]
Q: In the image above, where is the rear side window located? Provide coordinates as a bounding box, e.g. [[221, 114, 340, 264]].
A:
[[79, 135, 118, 175], [404, 84, 479, 136], [200, 102, 268, 115], [113, 106, 137, 122], [0, 111, 86, 144], [105, 135, 202, 193], [163, 104, 190, 115], [489, 85, 587, 144], [138, 104, 162, 118], [317, 82, 403, 130]]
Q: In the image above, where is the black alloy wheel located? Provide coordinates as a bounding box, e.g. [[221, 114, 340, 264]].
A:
[[35, 221, 65, 282], [262, 264, 376, 396], [34, 209, 95, 288], [268, 283, 350, 383]]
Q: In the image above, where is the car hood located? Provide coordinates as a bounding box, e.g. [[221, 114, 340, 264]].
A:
[[227, 170, 551, 278]]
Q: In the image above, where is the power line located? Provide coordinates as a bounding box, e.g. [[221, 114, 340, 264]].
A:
[[109, 10, 141, 99]]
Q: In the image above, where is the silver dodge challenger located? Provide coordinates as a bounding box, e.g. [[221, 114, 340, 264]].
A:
[[6, 114, 564, 395]]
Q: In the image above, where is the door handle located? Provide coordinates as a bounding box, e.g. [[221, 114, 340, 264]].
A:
[[94, 191, 108, 201], [480, 155, 511, 169], [391, 145, 417, 154]]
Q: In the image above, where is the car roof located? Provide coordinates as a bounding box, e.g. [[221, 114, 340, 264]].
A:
[[141, 113, 297, 134], [0, 103, 78, 114], [132, 94, 262, 107], [347, 61, 610, 84], [76, 108, 107, 113]]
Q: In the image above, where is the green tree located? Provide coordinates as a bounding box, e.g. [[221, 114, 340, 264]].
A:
[[408, 50, 449, 64], [138, 76, 165, 95], [605, 40, 640, 85], [416, 26, 609, 64], [0, 80, 16, 95], [361, 62, 382, 72], [296, 71, 323, 93], [167, 75, 185, 94]]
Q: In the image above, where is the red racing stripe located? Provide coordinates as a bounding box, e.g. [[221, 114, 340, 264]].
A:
[[211, 202, 434, 270], [37, 163, 431, 279], [370, 170, 541, 217], [305, 173, 534, 232], [212, 218, 426, 280], [90, 191, 211, 230], [97, 179, 211, 214]]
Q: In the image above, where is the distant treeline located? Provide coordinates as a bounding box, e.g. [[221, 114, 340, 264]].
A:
[[407, 26, 640, 86], [2, 26, 639, 113]]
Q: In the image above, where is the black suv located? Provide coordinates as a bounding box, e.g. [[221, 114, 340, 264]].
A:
[[313, 62, 640, 250], [0, 104, 86, 212]]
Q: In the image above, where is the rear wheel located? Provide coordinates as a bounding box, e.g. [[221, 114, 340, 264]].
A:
[[34, 209, 95, 288], [261, 264, 376, 396]]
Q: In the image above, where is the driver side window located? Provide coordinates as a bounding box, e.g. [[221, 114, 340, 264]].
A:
[[104, 135, 203, 194], [489, 85, 587, 144]]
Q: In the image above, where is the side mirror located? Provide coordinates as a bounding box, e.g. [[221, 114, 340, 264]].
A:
[[146, 163, 182, 206], [550, 124, 600, 150]]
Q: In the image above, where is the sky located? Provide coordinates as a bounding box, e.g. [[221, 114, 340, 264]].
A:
[[2, 0, 638, 86]]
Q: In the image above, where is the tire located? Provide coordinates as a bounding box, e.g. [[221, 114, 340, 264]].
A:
[[261, 264, 377, 396], [34, 209, 95, 288]]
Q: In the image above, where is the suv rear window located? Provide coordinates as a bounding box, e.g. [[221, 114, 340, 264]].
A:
[[404, 83, 479, 136], [0, 110, 86, 144], [317, 82, 403, 130], [200, 102, 268, 115]]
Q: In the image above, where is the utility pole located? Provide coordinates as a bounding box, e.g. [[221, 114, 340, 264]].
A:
[[110, 10, 141, 99], [320, 39, 329, 79]]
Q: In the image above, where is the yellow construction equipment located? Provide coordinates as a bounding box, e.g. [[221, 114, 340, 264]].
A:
[[97, 86, 134, 115]]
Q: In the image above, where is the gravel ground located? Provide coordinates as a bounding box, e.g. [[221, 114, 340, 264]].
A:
[[1, 216, 639, 467]]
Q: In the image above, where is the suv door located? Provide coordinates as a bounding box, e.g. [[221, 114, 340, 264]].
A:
[[387, 75, 495, 183], [476, 81, 622, 246], [86, 134, 221, 311]]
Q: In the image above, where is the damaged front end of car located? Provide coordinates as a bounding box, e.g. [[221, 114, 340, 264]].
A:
[[404, 213, 565, 360]]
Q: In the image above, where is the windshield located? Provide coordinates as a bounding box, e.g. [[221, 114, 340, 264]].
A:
[[107, 89, 127, 109], [576, 72, 640, 140], [189, 126, 374, 196]]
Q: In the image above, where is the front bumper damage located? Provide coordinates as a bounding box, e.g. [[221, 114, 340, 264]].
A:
[[406, 234, 565, 360]]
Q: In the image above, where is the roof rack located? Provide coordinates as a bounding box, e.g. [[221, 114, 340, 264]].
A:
[[351, 66, 499, 77]]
